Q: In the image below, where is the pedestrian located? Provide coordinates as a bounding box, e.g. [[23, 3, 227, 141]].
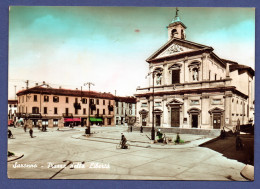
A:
[[8, 129, 13, 139], [121, 133, 127, 149], [236, 135, 243, 151], [29, 128, 33, 138], [140, 126, 143, 133], [130, 125, 132, 132], [24, 124, 27, 132], [220, 128, 226, 139]]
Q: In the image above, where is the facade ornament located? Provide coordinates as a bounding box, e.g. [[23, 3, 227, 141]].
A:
[[193, 68, 198, 81], [156, 73, 162, 85], [166, 44, 184, 54]]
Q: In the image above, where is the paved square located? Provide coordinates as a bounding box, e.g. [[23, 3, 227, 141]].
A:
[[7, 126, 247, 181]]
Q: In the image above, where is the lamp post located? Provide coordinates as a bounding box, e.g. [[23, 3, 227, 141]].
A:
[[84, 82, 94, 134], [151, 71, 155, 140], [147, 70, 161, 141]]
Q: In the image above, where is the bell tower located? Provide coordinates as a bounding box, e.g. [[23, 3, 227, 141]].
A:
[[167, 8, 187, 40]]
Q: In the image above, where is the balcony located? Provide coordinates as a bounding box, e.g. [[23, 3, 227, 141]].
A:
[[108, 105, 114, 111], [136, 79, 231, 96], [74, 102, 81, 110], [95, 114, 104, 118], [28, 114, 42, 119], [62, 113, 73, 118], [90, 104, 96, 110]]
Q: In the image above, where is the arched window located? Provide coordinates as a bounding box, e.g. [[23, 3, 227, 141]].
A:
[[171, 29, 177, 38], [181, 29, 185, 39]]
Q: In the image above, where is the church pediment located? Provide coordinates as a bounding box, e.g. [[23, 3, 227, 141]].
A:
[[146, 38, 213, 63], [166, 99, 183, 106], [156, 43, 194, 59], [208, 107, 224, 114]]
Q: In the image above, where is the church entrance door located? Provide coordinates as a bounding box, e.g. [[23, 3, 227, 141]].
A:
[[171, 107, 180, 127]]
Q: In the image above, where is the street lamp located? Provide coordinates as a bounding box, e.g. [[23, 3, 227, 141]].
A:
[[84, 82, 95, 134], [147, 70, 161, 141]]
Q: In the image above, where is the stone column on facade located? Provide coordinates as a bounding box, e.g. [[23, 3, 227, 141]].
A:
[[148, 97, 152, 127], [162, 95, 168, 127], [163, 62, 168, 85], [201, 53, 208, 81], [184, 56, 189, 83], [201, 93, 210, 129], [224, 91, 232, 128], [179, 96, 184, 128], [226, 63, 230, 78], [183, 95, 188, 128]]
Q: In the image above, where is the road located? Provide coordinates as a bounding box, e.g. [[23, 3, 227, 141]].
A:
[[7, 125, 247, 181]]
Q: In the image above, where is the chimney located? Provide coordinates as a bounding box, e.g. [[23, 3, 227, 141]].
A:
[[35, 83, 38, 86], [59, 86, 62, 89], [43, 81, 45, 85], [76, 88, 78, 90]]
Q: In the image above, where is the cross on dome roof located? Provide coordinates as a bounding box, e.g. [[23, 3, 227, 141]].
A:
[[172, 7, 181, 23]]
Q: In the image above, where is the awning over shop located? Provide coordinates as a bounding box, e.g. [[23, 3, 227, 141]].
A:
[[73, 118, 81, 122], [90, 117, 103, 122], [64, 118, 81, 122]]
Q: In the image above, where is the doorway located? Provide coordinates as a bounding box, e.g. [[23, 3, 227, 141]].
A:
[[171, 107, 180, 127], [191, 114, 198, 128], [156, 115, 161, 126], [142, 114, 147, 126], [213, 114, 221, 129]]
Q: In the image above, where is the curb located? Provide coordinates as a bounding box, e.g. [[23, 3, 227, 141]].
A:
[[8, 153, 24, 162], [199, 136, 220, 147], [71, 135, 210, 150], [240, 164, 254, 181]]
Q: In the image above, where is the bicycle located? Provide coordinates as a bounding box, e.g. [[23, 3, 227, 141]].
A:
[[116, 141, 130, 149]]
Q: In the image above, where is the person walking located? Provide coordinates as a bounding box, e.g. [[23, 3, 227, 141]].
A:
[[140, 126, 143, 133], [121, 133, 127, 149], [8, 129, 13, 139], [29, 128, 33, 138]]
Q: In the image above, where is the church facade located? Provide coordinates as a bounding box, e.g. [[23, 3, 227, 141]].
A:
[[135, 9, 254, 131]]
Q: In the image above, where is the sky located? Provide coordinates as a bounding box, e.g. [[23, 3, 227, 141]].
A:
[[8, 7, 255, 99]]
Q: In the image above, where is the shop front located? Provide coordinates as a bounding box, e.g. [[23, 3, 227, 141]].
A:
[[89, 117, 103, 126], [64, 118, 81, 126]]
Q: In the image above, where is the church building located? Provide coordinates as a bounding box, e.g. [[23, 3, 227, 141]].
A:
[[135, 9, 254, 131]]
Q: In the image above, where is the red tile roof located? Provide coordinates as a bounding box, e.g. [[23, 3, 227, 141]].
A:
[[114, 96, 137, 103], [8, 100, 18, 104], [16, 86, 137, 102], [230, 64, 254, 77], [17, 86, 115, 99]]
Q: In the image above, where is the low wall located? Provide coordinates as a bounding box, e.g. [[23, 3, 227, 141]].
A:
[[132, 126, 221, 137]]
